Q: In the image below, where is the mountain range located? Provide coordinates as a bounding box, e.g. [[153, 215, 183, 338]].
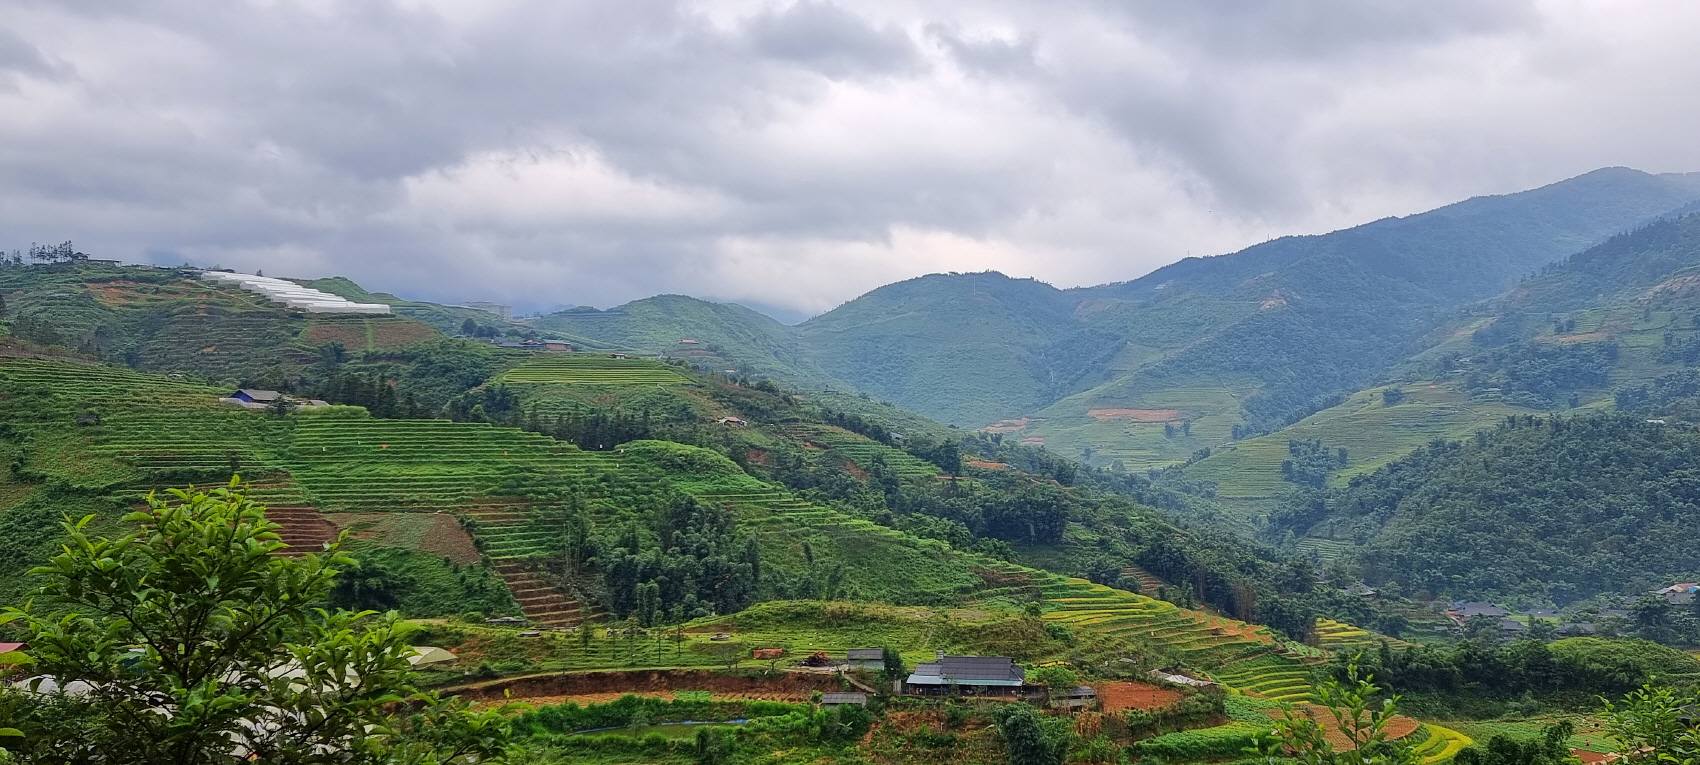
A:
[[536, 167, 1700, 472]]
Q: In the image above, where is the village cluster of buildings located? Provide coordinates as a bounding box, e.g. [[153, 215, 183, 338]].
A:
[[198, 271, 391, 314], [1447, 582, 1700, 638]]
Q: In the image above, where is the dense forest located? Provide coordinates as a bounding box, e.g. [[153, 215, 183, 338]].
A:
[[1271, 414, 1700, 603]]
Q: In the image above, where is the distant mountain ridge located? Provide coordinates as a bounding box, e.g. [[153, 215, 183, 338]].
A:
[[535, 168, 1700, 469]]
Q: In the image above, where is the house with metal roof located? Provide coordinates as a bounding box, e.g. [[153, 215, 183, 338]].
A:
[[821, 692, 868, 706], [846, 648, 885, 671], [904, 654, 1026, 696]]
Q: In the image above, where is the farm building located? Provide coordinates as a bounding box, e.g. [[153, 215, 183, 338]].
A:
[[198, 271, 390, 314], [461, 301, 513, 321], [846, 648, 885, 671], [220, 390, 329, 411], [821, 692, 868, 707], [1056, 686, 1098, 711], [1447, 602, 1508, 624], [1658, 583, 1699, 606], [904, 654, 1026, 696], [717, 417, 748, 426]]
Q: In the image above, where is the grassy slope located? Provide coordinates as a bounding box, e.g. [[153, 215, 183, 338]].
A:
[[0, 356, 1347, 702], [0, 264, 444, 382], [531, 295, 836, 387]]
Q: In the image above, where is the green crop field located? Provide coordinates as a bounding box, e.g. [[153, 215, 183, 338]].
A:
[[1181, 381, 1537, 509], [1019, 376, 1259, 472], [782, 424, 940, 479], [501, 355, 693, 385]]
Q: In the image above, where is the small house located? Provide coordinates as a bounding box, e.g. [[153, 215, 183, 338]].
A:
[[847, 648, 886, 671], [1147, 669, 1218, 688], [231, 389, 283, 405], [717, 417, 748, 427], [1057, 686, 1098, 711], [821, 692, 868, 707], [544, 341, 570, 351], [679, 338, 699, 345], [1447, 601, 1508, 624], [1499, 618, 1528, 635], [904, 654, 1026, 696]]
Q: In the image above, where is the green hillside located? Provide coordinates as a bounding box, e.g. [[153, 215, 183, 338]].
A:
[[531, 294, 838, 387], [1272, 414, 1700, 604]]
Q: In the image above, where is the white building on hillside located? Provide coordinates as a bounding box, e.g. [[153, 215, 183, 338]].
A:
[[199, 272, 391, 314]]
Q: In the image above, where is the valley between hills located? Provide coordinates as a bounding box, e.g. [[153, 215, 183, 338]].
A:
[[5, 167, 1700, 763]]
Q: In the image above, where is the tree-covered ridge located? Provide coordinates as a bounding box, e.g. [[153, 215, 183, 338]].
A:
[[1276, 414, 1700, 603]]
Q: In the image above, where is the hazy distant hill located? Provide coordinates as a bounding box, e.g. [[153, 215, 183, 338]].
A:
[[531, 294, 840, 388], [522, 168, 1700, 471]]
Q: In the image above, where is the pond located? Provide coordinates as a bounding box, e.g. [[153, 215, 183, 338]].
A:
[[572, 720, 749, 739]]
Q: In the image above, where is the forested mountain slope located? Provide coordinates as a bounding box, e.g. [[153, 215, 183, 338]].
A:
[[1270, 414, 1700, 604], [1181, 211, 1700, 522]]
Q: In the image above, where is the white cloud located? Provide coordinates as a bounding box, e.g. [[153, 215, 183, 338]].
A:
[[2, 0, 1699, 317]]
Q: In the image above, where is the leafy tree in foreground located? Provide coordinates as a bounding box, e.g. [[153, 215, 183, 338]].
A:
[[1259, 663, 1417, 765], [0, 480, 511, 765], [1604, 685, 1700, 763]]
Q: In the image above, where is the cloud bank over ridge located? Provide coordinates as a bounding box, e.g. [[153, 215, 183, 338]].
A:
[[4, 0, 1700, 319]]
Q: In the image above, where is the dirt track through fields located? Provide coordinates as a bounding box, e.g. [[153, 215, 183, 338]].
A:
[[446, 669, 839, 705]]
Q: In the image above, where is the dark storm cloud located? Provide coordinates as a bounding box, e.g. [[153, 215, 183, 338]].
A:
[[0, 0, 1697, 316]]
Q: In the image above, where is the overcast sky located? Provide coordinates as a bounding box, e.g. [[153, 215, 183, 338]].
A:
[[5, 1, 1700, 321]]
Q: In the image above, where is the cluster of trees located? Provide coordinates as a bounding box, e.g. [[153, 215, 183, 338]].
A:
[[1615, 367, 1700, 421], [1331, 636, 1700, 715], [1463, 340, 1618, 408], [591, 494, 762, 625], [310, 371, 428, 418], [3, 241, 89, 264], [1268, 414, 1700, 603], [1282, 438, 1348, 488]]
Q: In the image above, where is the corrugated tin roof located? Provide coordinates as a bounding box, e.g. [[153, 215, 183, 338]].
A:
[[846, 648, 884, 660], [821, 692, 868, 704]]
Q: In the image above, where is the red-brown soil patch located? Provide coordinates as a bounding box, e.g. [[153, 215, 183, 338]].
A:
[[1087, 408, 1181, 422], [842, 461, 870, 481], [369, 318, 438, 347], [1020, 437, 1045, 446], [305, 323, 367, 349], [1540, 331, 1610, 344], [1573, 751, 1610, 764], [330, 512, 480, 564], [966, 459, 1010, 471], [1096, 681, 1182, 712], [446, 669, 839, 704], [416, 514, 481, 564], [984, 418, 1032, 433], [745, 448, 773, 467]]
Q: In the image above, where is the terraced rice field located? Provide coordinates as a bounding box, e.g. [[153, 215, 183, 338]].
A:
[[501, 355, 693, 385], [783, 425, 940, 479], [1409, 724, 1473, 764], [1210, 655, 1316, 703], [0, 357, 224, 410], [1295, 538, 1354, 563], [1315, 618, 1411, 652]]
